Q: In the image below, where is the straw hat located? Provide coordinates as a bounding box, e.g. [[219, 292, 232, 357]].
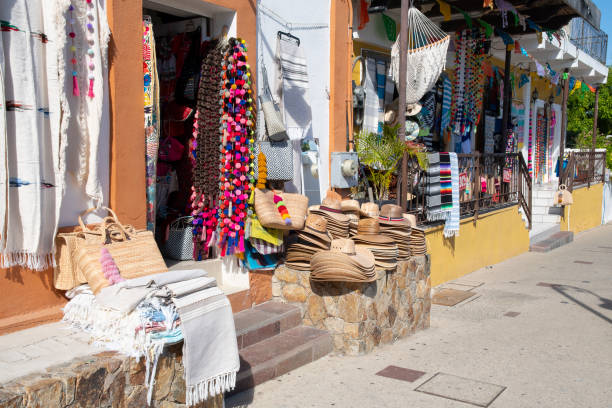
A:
[[341, 199, 360, 214], [310, 197, 349, 222], [301, 214, 332, 242], [378, 204, 410, 226], [360, 202, 379, 218], [402, 213, 418, 228], [310, 239, 376, 282], [352, 219, 395, 245]]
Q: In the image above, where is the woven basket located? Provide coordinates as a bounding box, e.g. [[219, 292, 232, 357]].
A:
[[254, 189, 308, 230], [53, 212, 124, 290]]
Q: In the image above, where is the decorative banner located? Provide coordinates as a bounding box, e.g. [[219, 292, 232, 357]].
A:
[[381, 14, 397, 41], [436, 0, 451, 21], [519, 73, 529, 88], [568, 76, 576, 91], [535, 60, 545, 77], [484, 0, 494, 10], [495, 27, 514, 45]]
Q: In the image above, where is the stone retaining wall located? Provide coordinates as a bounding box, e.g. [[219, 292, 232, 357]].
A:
[[272, 256, 431, 355], [0, 344, 222, 408]]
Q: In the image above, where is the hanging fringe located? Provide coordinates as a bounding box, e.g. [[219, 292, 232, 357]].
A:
[[0, 251, 55, 271], [185, 371, 237, 407], [426, 211, 450, 222], [88, 78, 95, 98], [72, 75, 80, 96]]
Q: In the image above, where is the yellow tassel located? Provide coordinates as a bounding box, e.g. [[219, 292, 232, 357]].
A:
[[256, 152, 267, 189]]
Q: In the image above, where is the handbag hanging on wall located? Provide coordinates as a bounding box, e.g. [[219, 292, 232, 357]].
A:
[[255, 64, 293, 181], [163, 216, 194, 261]]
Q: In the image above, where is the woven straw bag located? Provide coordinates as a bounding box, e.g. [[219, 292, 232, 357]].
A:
[[556, 184, 573, 206], [254, 189, 308, 230], [54, 211, 128, 290], [73, 208, 167, 294]]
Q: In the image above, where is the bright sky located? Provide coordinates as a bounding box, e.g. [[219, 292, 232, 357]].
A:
[[595, 0, 612, 65]]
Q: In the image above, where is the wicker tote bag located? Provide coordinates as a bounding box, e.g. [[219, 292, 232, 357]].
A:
[[54, 211, 126, 290], [74, 208, 168, 294], [163, 216, 194, 261], [254, 189, 308, 230]]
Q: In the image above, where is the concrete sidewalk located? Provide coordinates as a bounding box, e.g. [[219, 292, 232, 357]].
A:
[[228, 224, 612, 408]]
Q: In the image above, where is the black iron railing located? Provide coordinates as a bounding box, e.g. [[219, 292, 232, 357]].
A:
[[404, 152, 532, 228]]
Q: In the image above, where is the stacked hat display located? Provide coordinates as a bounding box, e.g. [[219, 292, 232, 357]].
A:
[[408, 225, 427, 255], [351, 218, 398, 271], [285, 214, 331, 271], [310, 238, 377, 283], [341, 199, 361, 237], [360, 202, 380, 219], [378, 204, 412, 260], [309, 194, 349, 239]]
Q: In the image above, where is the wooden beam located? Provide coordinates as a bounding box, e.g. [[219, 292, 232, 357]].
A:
[[559, 68, 570, 186], [501, 47, 512, 141], [398, 0, 408, 208]]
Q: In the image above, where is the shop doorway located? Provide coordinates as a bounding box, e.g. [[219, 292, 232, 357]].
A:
[[142, 1, 249, 292]]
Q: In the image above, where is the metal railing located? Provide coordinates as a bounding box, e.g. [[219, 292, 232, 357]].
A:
[[404, 152, 532, 228], [568, 17, 608, 64], [559, 151, 607, 191]]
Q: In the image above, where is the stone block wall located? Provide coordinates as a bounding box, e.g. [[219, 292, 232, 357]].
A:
[[0, 344, 223, 408], [272, 256, 431, 355]]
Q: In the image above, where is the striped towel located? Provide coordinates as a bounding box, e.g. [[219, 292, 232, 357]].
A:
[[439, 152, 453, 211], [425, 152, 444, 221], [444, 152, 460, 237], [441, 75, 452, 131], [376, 60, 387, 133]]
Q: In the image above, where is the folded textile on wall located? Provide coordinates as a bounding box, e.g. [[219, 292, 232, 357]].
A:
[[443, 152, 460, 237], [63, 268, 239, 405]]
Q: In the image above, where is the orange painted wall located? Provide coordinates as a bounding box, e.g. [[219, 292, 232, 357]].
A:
[[0, 0, 257, 335], [329, 0, 352, 155]]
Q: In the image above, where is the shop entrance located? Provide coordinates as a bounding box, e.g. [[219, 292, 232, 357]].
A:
[[142, 1, 248, 291]]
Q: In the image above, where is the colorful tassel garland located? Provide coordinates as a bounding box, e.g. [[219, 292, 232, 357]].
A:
[[273, 194, 292, 225], [100, 247, 124, 285], [72, 74, 80, 96], [88, 78, 95, 98]]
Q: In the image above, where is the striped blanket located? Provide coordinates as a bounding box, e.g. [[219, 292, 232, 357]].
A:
[[443, 152, 460, 237], [439, 152, 453, 211], [425, 153, 443, 220]]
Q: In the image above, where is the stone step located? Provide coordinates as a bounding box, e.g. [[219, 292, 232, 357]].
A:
[[234, 301, 302, 350], [529, 223, 560, 242], [231, 326, 332, 395], [530, 231, 574, 252]]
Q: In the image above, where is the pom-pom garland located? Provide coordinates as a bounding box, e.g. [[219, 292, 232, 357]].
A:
[[217, 38, 256, 257]]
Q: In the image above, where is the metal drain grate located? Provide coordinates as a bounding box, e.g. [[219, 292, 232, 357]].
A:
[[573, 260, 593, 264]]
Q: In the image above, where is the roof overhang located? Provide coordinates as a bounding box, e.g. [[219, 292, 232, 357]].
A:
[[369, 0, 601, 33]]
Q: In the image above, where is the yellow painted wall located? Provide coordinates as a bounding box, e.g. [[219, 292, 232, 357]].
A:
[[425, 205, 530, 287], [560, 183, 603, 233]]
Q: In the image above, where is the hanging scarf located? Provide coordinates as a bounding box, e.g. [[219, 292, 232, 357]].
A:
[[0, 0, 65, 270], [143, 18, 160, 232]]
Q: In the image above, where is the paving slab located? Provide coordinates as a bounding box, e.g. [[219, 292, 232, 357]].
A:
[[415, 373, 505, 407], [432, 288, 476, 306]]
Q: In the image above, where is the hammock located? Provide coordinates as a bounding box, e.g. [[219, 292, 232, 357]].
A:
[[391, 6, 450, 105]]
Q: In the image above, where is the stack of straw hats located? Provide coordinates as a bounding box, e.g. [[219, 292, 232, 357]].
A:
[[341, 199, 361, 237], [351, 218, 398, 271], [285, 214, 331, 271], [378, 204, 412, 259], [408, 225, 427, 255], [310, 238, 377, 283], [309, 196, 349, 239]]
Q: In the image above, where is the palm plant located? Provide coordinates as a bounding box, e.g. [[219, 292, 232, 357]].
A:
[[356, 124, 426, 203]]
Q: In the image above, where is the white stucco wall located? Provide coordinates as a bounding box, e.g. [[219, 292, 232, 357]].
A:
[[257, 0, 331, 202]]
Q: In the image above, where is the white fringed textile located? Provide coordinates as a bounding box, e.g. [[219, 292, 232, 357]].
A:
[[390, 6, 450, 105], [0, 0, 65, 270]]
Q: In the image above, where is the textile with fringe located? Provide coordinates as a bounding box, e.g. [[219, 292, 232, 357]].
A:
[[443, 152, 460, 237]]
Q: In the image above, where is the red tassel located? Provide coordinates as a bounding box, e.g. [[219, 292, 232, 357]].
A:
[[72, 75, 80, 96], [87, 78, 95, 98]]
